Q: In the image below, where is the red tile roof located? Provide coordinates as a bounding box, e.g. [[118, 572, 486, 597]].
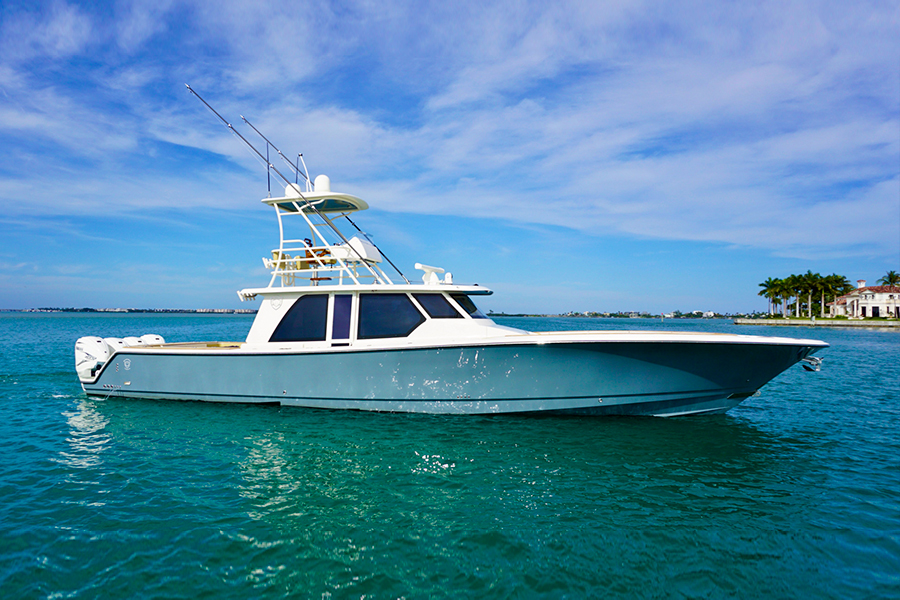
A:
[[831, 286, 900, 304], [853, 285, 900, 294]]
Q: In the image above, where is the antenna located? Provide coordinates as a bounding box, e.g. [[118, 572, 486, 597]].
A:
[[298, 154, 310, 192], [240, 115, 310, 186]]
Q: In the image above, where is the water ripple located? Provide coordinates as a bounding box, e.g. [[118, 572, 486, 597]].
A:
[[0, 314, 898, 597]]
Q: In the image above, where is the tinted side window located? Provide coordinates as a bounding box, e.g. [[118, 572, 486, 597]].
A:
[[413, 293, 462, 318], [450, 294, 487, 318], [270, 295, 328, 342], [358, 294, 425, 339], [332, 295, 352, 339]]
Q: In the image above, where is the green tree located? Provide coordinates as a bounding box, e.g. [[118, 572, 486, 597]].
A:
[[758, 277, 782, 316], [784, 274, 804, 318], [774, 276, 793, 318], [821, 274, 852, 317], [878, 270, 900, 286], [818, 274, 834, 317], [800, 270, 821, 318], [772, 293, 783, 315]]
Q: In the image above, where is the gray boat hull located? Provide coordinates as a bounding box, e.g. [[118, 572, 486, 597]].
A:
[[81, 339, 820, 416]]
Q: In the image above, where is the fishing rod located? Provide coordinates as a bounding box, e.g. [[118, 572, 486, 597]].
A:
[[184, 85, 390, 282], [343, 214, 409, 283]]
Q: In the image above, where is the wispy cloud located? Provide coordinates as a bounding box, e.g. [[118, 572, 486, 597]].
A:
[[0, 0, 896, 309], [0, 1, 94, 63]]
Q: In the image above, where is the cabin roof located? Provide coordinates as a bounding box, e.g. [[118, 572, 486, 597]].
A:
[[238, 283, 493, 301], [262, 191, 369, 214]]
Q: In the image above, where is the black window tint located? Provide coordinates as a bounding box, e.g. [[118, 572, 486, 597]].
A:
[[332, 295, 352, 339], [413, 293, 462, 318], [450, 294, 487, 319], [358, 294, 425, 339], [270, 295, 328, 342]]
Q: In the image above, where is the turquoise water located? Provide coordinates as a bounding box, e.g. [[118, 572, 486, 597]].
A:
[[1, 313, 898, 598]]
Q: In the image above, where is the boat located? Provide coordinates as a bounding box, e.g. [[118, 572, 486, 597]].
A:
[[74, 173, 828, 416]]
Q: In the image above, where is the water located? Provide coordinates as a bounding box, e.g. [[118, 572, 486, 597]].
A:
[[1, 313, 898, 598]]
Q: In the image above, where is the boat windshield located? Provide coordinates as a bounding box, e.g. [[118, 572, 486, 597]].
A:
[[413, 293, 463, 319], [450, 294, 487, 319], [358, 293, 426, 338], [269, 295, 328, 342]]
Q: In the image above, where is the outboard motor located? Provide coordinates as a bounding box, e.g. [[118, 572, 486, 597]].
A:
[[75, 333, 166, 383], [104, 337, 127, 353], [74, 337, 111, 382]]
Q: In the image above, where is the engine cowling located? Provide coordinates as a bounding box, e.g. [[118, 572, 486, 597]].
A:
[[74, 337, 111, 382]]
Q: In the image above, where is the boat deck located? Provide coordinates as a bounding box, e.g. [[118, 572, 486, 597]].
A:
[[145, 342, 244, 350]]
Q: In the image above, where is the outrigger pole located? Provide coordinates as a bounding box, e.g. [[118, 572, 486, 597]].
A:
[[184, 85, 291, 184], [184, 84, 381, 279]]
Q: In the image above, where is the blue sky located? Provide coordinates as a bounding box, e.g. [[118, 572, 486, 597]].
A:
[[0, 0, 897, 314]]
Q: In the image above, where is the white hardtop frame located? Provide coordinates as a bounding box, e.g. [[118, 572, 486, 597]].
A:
[[239, 175, 484, 302], [247, 177, 390, 295]]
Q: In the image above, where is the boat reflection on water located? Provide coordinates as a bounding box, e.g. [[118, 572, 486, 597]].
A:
[[56, 399, 112, 472]]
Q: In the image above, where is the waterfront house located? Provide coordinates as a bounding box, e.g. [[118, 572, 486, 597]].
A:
[[829, 280, 900, 318]]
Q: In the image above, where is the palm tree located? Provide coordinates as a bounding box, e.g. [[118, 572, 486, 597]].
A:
[[772, 293, 783, 316], [784, 274, 804, 318], [878, 270, 900, 286], [822, 274, 852, 317], [819, 274, 835, 317], [803, 271, 823, 318], [758, 277, 781, 315], [776, 276, 794, 318], [832, 274, 853, 296]]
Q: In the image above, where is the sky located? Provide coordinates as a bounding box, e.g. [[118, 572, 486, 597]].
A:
[[0, 0, 897, 314]]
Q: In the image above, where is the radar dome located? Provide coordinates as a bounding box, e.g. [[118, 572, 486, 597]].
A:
[[314, 174, 331, 192]]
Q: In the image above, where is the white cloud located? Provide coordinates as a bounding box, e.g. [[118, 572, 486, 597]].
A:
[[0, 2, 94, 63], [0, 0, 896, 269], [115, 0, 178, 52], [183, 0, 340, 90]]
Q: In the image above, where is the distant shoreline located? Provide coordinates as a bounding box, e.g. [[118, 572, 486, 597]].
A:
[[0, 309, 765, 319], [489, 313, 754, 319], [734, 318, 900, 328], [1, 308, 257, 314], [20, 310, 892, 324]]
